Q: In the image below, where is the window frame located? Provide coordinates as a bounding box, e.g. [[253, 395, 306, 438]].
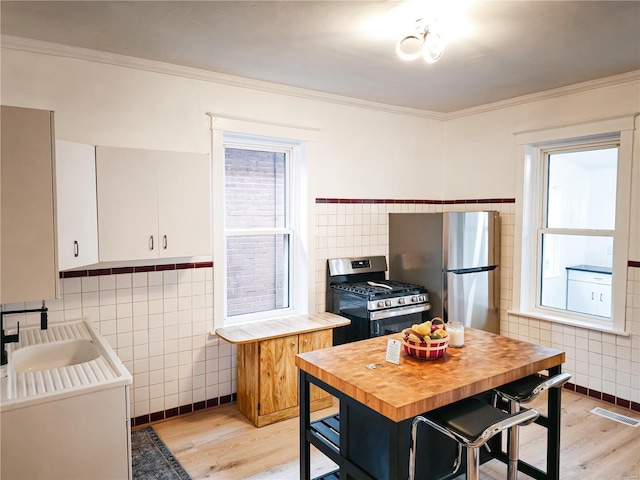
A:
[[513, 115, 635, 334], [209, 116, 313, 330], [537, 142, 617, 318]]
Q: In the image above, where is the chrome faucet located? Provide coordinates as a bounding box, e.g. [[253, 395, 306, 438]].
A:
[[0, 301, 48, 365]]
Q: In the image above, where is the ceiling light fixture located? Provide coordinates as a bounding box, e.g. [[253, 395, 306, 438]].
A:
[[396, 18, 445, 64]]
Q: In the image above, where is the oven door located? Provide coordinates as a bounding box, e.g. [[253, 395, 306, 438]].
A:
[[369, 304, 430, 337]]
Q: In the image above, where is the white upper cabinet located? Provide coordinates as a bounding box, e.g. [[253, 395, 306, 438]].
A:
[[1, 105, 59, 303], [155, 150, 212, 259], [56, 140, 99, 271], [95, 146, 211, 262]]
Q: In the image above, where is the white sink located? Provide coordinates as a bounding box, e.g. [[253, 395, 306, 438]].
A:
[[1, 319, 132, 407], [11, 339, 101, 373]]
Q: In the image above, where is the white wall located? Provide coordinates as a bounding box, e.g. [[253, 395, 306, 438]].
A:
[[1, 49, 445, 200], [444, 80, 640, 207], [2, 46, 639, 416]]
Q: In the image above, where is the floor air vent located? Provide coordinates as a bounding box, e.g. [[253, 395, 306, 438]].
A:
[[591, 407, 640, 427]]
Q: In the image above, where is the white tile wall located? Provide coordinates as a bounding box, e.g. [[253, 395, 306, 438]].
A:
[[4, 201, 637, 424], [2, 266, 238, 423], [314, 201, 640, 408]]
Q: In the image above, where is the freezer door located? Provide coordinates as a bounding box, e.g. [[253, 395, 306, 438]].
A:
[[445, 211, 499, 271], [445, 268, 499, 334]]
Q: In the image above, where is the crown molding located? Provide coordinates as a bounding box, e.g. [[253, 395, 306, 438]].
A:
[[446, 70, 640, 120], [0, 35, 446, 121], [2, 35, 637, 123]]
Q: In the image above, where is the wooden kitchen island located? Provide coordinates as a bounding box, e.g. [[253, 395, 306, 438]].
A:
[[296, 328, 566, 480], [215, 312, 349, 427]]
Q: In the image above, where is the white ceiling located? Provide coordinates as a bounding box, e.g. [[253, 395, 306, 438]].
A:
[[1, 1, 639, 113]]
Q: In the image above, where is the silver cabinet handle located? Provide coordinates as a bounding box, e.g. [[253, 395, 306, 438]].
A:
[[163, 235, 167, 250], [149, 235, 154, 250], [600, 293, 603, 302], [73, 240, 79, 258], [591, 292, 595, 300]]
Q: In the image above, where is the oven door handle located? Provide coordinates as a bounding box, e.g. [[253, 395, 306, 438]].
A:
[[369, 303, 431, 321]]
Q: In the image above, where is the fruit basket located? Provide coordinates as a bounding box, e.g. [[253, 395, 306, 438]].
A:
[[402, 318, 448, 360]]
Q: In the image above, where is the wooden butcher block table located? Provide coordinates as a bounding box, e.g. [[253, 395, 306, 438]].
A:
[[297, 328, 566, 480]]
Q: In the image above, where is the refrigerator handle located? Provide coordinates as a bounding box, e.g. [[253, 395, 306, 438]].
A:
[[449, 265, 497, 275]]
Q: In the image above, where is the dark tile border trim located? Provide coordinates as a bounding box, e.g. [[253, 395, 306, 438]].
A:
[[315, 198, 640, 268], [315, 197, 516, 205], [562, 382, 640, 413], [61, 261, 213, 279], [131, 393, 237, 427]]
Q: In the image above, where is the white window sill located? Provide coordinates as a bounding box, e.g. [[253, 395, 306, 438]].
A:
[[507, 309, 630, 336]]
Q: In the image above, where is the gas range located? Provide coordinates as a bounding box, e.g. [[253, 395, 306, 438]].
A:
[[326, 256, 430, 344]]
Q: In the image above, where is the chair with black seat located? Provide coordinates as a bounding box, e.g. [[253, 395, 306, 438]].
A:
[[409, 396, 539, 480], [494, 372, 572, 480]]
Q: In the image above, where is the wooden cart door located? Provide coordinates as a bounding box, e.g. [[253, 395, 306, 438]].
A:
[[299, 330, 333, 402], [258, 335, 299, 415]]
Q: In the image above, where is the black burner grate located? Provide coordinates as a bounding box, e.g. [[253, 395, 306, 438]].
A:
[[332, 280, 425, 297]]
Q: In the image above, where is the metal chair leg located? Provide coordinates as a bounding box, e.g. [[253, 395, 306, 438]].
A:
[[467, 445, 481, 480], [409, 416, 461, 480], [507, 415, 520, 479]]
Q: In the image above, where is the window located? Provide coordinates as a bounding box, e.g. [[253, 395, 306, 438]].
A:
[[539, 146, 617, 318], [209, 116, 313, 329], [514, 116, 635, 333], [224, 145, 291, 318]]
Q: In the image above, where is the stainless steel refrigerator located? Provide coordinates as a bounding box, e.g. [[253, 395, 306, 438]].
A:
[[389, 211, 500, 333]]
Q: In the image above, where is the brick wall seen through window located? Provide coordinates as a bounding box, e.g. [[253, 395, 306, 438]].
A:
[[225, 148, 289, 316]]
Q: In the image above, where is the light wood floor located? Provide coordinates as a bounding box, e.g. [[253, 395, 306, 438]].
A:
[[150, 390, 640, 480]]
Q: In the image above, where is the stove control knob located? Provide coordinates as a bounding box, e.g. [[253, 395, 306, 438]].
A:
[[410, 296, 417, 302], [377, 301, 385, 308], [398, 298, 405, 305], [385, 300, 392, 307], [419, 295, 426, 302]]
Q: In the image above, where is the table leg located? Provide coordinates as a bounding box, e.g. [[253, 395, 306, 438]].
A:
[[546, 365, 562, 480], [300, 369, 311, 480]]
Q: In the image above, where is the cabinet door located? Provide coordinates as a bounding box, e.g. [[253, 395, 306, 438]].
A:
[[1, 106, 58, 303], [258, 335, 299, 416], [299, 330, 332, 352], [156, 151, 211, 258], [96, 146, 159, 261], [299, 330, 333, 402], [56, 140, 99, 270], [567, 280, 597, 315], [595, 285, 612, 317]]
